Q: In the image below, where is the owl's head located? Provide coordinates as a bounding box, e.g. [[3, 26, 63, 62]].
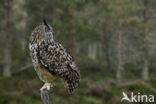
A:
[[30, 19, 54, 43]]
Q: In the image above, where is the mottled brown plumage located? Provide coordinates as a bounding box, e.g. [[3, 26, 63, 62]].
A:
[[29, 20, 80, 93]]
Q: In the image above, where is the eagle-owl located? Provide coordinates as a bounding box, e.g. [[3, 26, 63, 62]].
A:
[[29, 20, 80, 93]]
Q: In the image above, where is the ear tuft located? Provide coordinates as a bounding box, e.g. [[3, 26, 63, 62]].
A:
[[43, 19, 48, 26], [43, 19, 50, 30]]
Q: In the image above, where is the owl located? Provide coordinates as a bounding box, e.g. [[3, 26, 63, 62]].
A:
[[29, 20, 80, 93]]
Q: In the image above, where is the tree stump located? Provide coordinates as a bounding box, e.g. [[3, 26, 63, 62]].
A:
[[40, 86, 54, 104]]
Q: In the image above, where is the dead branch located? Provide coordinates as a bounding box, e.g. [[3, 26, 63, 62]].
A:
[[40, 86, 54, 104], [13, 63, 33, 73]]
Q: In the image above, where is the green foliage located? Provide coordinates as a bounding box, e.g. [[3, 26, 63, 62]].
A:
[[0, 74, 155, 104]]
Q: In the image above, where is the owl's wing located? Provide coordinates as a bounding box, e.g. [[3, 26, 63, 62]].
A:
[[37, 41, 80, 92]]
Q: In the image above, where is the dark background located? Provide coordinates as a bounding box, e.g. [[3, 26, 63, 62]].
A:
[[0, 0, 156, 104]]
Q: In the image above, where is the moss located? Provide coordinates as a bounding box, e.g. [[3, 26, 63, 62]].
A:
[[80, 96, 103, 104], [150, 77, 156, 88]]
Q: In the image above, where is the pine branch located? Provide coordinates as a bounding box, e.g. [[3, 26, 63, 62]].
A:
[[40, 86, 54, 104]]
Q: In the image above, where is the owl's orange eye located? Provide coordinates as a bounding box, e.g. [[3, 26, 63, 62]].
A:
[[45, 25, 51, 33]]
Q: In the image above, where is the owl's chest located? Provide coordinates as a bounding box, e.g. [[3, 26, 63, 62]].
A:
[[30, 52, 38, 66]]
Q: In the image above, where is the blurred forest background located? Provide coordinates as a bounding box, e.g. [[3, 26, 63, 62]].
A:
[[0, 0, 156, 104]]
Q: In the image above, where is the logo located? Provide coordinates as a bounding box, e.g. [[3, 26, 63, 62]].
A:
[[121, 92, 155, 103]]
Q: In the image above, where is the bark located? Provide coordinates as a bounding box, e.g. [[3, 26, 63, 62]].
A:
[[75, 42, 80, 55], [103, 33, 111, 70], [93, 43, 97, 59], [21, 39, 26, 50], [22, 14, 27, 51], [142, 26, 149, 81], [3, 0, 13, 77], [142, 0, 149, 81], [142, 58, 149, 80], [98, 42, 103, 57], [70, 37, 75, 59], [68, 8, 75, 59], [116, 22, 122, 84], [88, 43, 97, 60], [88, 44, 92, 58]]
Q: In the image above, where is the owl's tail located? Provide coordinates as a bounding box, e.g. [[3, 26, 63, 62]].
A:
[[59, 69, 80, 93]]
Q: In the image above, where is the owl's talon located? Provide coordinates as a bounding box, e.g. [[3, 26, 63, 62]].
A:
[[40, 83, 52, 91]]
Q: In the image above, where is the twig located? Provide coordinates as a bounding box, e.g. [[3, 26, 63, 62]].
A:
[[13, 63, 33, 73], [40, 86, 54, 104]]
